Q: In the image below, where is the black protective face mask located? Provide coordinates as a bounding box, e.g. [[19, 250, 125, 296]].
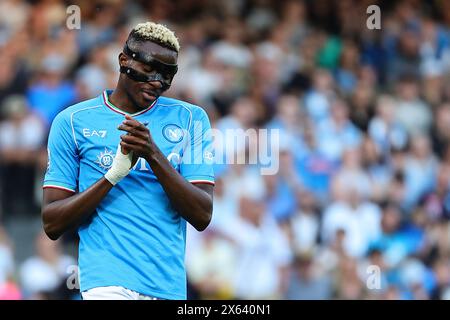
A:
[[121, 41, 178, 91], [120, 65, 171, 90]]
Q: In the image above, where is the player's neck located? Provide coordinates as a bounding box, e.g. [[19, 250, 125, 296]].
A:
[[109, 87, 141, 115]]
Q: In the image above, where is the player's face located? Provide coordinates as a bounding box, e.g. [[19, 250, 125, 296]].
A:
[[120, 41, 178, 109]]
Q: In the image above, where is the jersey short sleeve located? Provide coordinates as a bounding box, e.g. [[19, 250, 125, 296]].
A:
[[43, 111, 79, 192], [180, 107, 215, 185]]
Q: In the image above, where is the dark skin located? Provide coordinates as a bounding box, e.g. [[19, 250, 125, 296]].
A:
[[110, 41, 178, 112], [42, 40, 213, 241]]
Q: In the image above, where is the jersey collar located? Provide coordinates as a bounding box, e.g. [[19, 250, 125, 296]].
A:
[[102, 90, 157, 116]]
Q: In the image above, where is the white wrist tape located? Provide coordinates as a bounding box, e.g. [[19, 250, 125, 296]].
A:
[[104, 145, 134, 185]]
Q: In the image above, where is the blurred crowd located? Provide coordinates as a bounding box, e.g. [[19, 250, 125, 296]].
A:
[[1, 0, 450, 300]]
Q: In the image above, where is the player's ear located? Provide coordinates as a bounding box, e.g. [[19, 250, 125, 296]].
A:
[[118, 53, 128, 67]]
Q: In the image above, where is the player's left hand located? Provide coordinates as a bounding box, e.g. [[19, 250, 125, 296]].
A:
[[118, 114, 157, 161]]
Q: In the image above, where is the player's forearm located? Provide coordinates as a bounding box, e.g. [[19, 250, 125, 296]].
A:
[[42, 178, 113, 240], [146, 150, 213, 231]]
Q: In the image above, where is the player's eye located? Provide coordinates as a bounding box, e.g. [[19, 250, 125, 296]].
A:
[[143, 66, 155, 74]]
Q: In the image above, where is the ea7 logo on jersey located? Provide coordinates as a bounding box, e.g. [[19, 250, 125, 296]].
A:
[[83, 128, 107, 138]]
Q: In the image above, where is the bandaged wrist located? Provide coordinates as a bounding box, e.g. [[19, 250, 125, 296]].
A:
[[104, 146, 134, 185]]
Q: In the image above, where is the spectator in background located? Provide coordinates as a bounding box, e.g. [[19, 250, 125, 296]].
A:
[[430, 258, 450, 300], [19, 231, 75, 299], [358, 248, 389, 299], [396, 257, 434, 300], [332, 147, 373, 201], [215, 96, 258, 171], [254, 26, 299, 88], [361, 135, 392, 202], [211, 18, 252, 70], [385, 24, 422, 85], [394, 74, 432, 137], [304, 68, 335, 123], [422, 216, 450, 266], [248, 52, 283, 123], [0, 95, 45, 216], [0, 46, 29, 108], [335, 39, 360, 96], [0, 225, 20, 300], [268, 94, 304, 160], [75, 1, 119, 55], [419, 18, 450, 83], [334, 256, 366, 299], [277, 0, 309, 48], [420, 164, 450, 222], [316, 98, 362, 162], [296, 120, 335, 203], [403, 134, 438, 211], [348, 82, 375, 133], [245, 0, 278, 36], [369, 94, 408, 156], [385, 169, 410, 214], [220, 193, 292, 299], [210, 177, 237, 229], [285, 253, 332, 300], [286, 190, 321, 255], [75, 45, 110, 101], [0, 0, 29, 37], [186, 229, 237, 300], [264, 141, 302, 222], [180, 49, 223, 107], [369, 202, 416, 269], [431, 103, 450, 158], [421, 61, 445, 108], [26, 53, 77, 127], [322, 164, 382, 258]]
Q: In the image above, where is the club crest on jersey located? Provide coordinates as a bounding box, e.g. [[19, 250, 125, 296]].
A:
[[95, 148, 115, 170], [162, 124, 184, 143]]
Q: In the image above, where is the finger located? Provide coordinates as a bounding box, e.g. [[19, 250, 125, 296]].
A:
[[120, 134, 147, 146], [118, 124, 147, 138], [120, 142, 130, 155], [120, 140, 130, 150], [120, 141, 142, 159], [120, 141, 139, 155], [119, 141, 139, 161], [120, 140, 142, 150], [131, 152, 139, 167], [122, 119, 147, 131]]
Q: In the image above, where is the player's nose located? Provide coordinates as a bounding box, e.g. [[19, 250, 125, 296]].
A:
[[147, 80, 162, 90]]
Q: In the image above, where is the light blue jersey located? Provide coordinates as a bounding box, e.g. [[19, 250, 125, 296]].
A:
[[43, 90, 214, 299]]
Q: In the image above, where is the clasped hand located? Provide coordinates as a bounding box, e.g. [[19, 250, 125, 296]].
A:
[[118, 114, 156, 161]]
